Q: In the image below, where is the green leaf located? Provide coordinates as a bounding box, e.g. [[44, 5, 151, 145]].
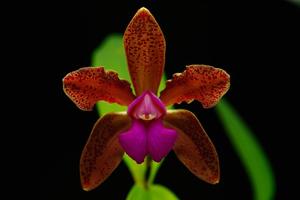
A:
[[126, 184, 179, 200], [91, 34, 169, 185], [215, 99, 275, 200]]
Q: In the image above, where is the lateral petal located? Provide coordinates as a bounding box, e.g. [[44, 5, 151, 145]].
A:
[[160, 65, 230, 108], [80, 112, 131, 191], [63, 67, 135, 111], [164, 109, 220, 184]]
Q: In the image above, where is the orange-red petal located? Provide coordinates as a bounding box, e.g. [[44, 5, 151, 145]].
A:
[[80, 112, 131, 191], [164, 109, 220, 184], [160, 65, 230, 108], [63, 67, 135, 111], [124, 7, 166, 96]]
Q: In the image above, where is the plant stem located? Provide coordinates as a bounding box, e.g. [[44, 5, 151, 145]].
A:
[[144, 156, 152, 189]]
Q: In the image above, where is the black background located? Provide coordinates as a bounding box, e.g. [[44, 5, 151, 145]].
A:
[[38, 0, 300, 199]]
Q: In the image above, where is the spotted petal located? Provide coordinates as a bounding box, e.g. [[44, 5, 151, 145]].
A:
[[160, 65, 230, 108], [163, 109, 220, 184], [80, 112, 131, 191], [63, 67, 135, 111], [124, 7, 166, 96]]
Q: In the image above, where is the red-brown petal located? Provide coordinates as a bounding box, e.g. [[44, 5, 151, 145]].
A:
[[80, 112, 131, 191], [163, 109, 220, 184], [63, 67, 135, 111], [160, 65, 230, 108], [124, 7, 166, 96]]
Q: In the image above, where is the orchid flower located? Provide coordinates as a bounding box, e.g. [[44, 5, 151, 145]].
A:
[[63, 7, 230, 191]]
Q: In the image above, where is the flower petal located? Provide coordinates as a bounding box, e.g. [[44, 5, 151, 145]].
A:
[[124, 7, 166, 96], [63, 67, 135, 111], [119, 120, 147, 164], [163, 109, 220, 184], [147, 120, 177, 162], [160, 65, 230, 108], [80, 112, 131, 191]]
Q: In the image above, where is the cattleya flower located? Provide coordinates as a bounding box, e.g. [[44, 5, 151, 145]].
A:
[[63, 7, 230, 191]]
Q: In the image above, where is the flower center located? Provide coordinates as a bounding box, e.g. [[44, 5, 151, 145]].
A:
[[139, 113, 155, 121], [127, 91, 166, 120], [119, 91, 177, 163]]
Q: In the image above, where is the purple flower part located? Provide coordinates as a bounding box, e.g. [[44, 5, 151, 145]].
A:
[[147, 120, 177, 162], [120, 91, 177, 163], [119, 119, 177, 163], [119, 120, 147, 164], [127, 91, 166, 120]]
